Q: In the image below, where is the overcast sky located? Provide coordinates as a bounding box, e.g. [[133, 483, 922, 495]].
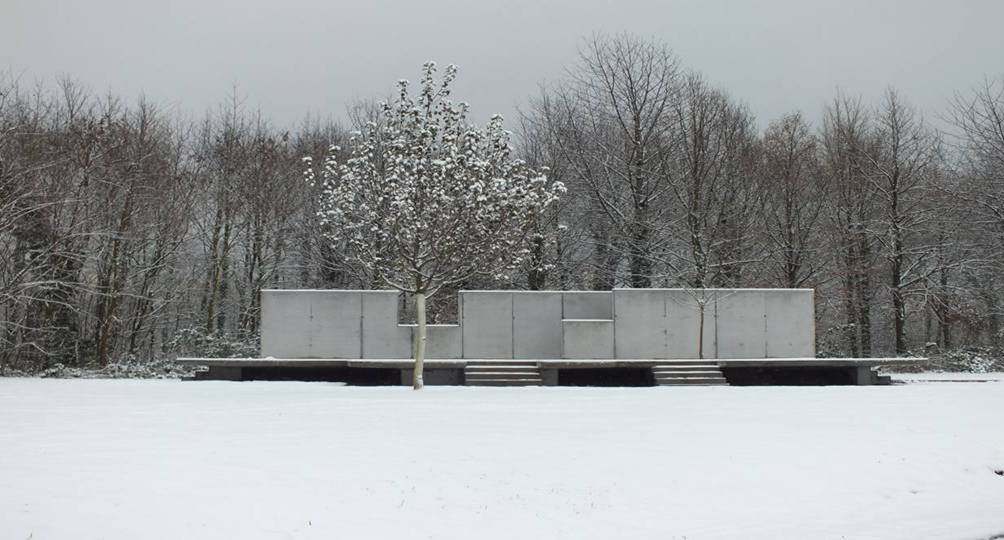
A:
[[3, 0, 1003, 130]]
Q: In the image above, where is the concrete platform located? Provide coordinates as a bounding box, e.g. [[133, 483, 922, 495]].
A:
[[178, 357, 920, 368], [177, 357, 923, 386]]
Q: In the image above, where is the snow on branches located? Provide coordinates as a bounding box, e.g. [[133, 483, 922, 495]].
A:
[[306, 62, 565, 296]]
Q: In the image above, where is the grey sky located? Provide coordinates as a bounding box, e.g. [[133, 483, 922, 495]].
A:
[[3, 0, 1003, 131]]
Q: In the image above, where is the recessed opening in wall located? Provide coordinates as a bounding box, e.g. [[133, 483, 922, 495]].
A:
[[398, 291, 459, 324], [558, 368, 651, 386]]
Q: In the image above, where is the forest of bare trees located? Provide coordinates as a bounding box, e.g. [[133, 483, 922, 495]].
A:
[[3, 34, 1004, 371]]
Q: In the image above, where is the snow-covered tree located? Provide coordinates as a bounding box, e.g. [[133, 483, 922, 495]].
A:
[[306, 62, 564, 389]]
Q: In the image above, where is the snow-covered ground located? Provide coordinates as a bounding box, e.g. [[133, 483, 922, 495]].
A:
[[1, 379, 1002, 540], [892, 372, 1004, 382]]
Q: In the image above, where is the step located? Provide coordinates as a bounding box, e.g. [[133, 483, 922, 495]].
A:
[[465, 365, 538, 371], [655, 377, 727, 385], [652, 364, 719, 370], [653, 370, 723, 377], [461, 369, 542, 373], [466, 380, 542, 386], [652, 360, 721, 364], [466, 361, 540, 366], [465, 376, 542, 382], [650, 365, 722, 369]]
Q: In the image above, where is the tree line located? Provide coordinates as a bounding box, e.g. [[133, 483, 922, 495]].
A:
[[2, 34, 1003, 370]]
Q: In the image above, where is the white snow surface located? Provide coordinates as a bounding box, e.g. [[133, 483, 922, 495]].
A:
[[1, 379, 1002, 540], [892, 372, 1004, 382]]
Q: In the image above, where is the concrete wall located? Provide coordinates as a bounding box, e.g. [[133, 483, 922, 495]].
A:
[[460, 291, 513, 358], [562, 320, 614, 359], [261, 290, 362, 358], [562, 291, 612, 319], [513, 292, 563, 359], [715, 290, 767, 359], [764, 291, 815, 358], [260, 288, 814, 360], [362, 291, 411, 359], [663, 289, 717, 359], [614, 289, 666, 358]]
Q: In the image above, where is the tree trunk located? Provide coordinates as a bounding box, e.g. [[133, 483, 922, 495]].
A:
[[413, 291, 427, 390], [891, 287, 906, 355], [628, 221, 652, 288], [856, 233, 873, 357], [937, 265, 951, 349], [843, 241, 861, 358], [591, 237, 617, 290], [527, 234, 546, 290]]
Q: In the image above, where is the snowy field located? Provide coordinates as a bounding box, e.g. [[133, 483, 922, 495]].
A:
[[2, 379, 1002, 540], [892, 372, 1004, 382]]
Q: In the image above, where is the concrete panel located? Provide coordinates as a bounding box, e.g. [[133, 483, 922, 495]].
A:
[[715, 290, 767, 359], [855, 366, 876, 385], [425, 325, 462, 359], [261, 290, 308, 357], [665, 290, 717, 359], [261, 290, 361, 358], [540, 369, 559, 386], [460, 291, 513, 358], [562, 320, 614, 359], [613, 289, 667, 358], [764, 290, 815, 358], [562, 291, 612, 319], [362, 291, 411, 359], [398, 324, 462, 359], [513, 292, 563, 359]]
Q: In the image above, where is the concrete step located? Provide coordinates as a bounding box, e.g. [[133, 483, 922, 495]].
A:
[[467, 359, 542, 363], [652, 360, 721, 365], [652, 364, 719, 370], [463, 365, 538, 369], [466, 376, 542, 381], [655, 377, 727, 385], [653, 370, 723, 377], [465, 379, 542, 386], [466, 374, 542, 379], [463, 369, 542, 373], [465, 360, 543, 386]]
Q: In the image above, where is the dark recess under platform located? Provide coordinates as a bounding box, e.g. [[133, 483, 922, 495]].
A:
[[557, 367, 652, 387], [203, 366, 400, 385], [722, 366, 856, 386], [181, 357, 916, 386]]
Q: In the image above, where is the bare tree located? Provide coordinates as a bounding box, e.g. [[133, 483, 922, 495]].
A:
[[525, 34, 680, 288], [760, 112, 828, 288], [867, 89, 942, 354], [665, 74, 761, 288], [820, 95, 877, 357]]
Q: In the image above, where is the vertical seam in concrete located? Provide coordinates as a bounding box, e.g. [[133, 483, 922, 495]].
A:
[[307, 296, 314, 356], [459, 292, 464, 359], [606, 289, 614, 357], [662, 291, 668, 359], [510, 292, 515, 360], [713, 292, 719, 360], [762, 292, 768, 359], [810, 289, 817, 357]]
